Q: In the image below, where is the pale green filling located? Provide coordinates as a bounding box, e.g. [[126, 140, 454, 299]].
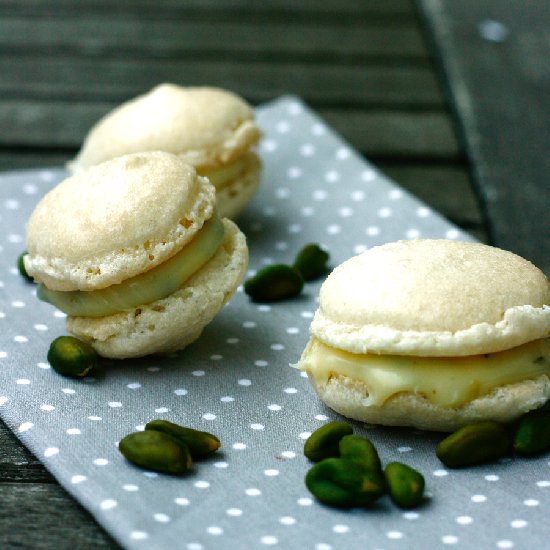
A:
[[37, 217, 224, 318], [300, 337, 550, 408]]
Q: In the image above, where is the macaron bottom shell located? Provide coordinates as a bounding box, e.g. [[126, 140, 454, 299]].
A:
[[66, 218, 248, 359], [307, 370, 550, 433]]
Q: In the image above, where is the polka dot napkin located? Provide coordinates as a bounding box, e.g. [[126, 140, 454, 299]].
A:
[[1, 97, 548, 550]]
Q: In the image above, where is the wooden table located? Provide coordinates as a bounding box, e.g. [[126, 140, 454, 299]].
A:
[[0, 1, 545, 547]]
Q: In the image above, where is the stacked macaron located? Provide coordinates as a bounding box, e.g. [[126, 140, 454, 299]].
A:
[[67, 84, 262, 219], [295, 240, 550, 431], [25, 151, 248, 359]]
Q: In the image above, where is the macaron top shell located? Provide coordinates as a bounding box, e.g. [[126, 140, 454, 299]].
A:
[[67, 84, 261, 172], [312, 240, 550, 356], [26, 151, 215, 292]]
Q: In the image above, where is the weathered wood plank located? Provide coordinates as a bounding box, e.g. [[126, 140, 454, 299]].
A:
[[418, 0, 550, 274], [0, 57, 442, 107], [0, 0, 415, 18], [0, 484, 120, 549], [0, 101, 460, 159], [0, 17, 428, 59]]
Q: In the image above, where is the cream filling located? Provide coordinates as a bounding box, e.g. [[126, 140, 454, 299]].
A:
[[297, 337, 550, 408], [199, 153, 252, 190], [37, 217, 225, 318]]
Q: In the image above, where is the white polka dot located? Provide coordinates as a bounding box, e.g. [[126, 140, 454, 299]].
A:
[[311, 123, 325, 135], [262, 139, 278, 153], [37, 362, 49, 369], [175, 497, 190, 506], [261, 536, 278, 545], [275, 187, 290, 199], [192, 370, 205, 377], [276, 121, 290, 133], [143, 472, 158, 478], [255, 360, 268, 367], [100, 499, 117, 510], [281, 451, 296, 459], [325, 170, 340, 183], [16, 379, 31, 385], [238, 379, 252, 386], [406, 228, 421, 239], [497, 541, 514, 549], [479, 19, 509, 42], [214, 461, 228, 469], [288, 223, 302, 234], [387, 531, 404, 539], [336, 147, 351, 160], [207, 526, 224, 536], [264, 469, 279, 477], [251, 423, 264, 430], [389, 189, 403, 199], [174, 388, 188, 396], [398, 446, 412, 453], [66, 428, 81, 435], [300, 206, 315, 216], [365, 225, 380, 236], [456, 516, 473, 525], [271, 343, 285, 351], [33, 324, 48, 331], [227, 508, 243, 517], [524, 499, 539, 506], [287, 166, 302, 179], [471, 494, 487, 503], [203, 413, 216, 421], [279, 516, 296, 525], [221, 396, 235, 403], [194, 481, 210, 489], [53, 310, 66, 318], [246, 488, 262, 496], [88, 416, 102, 421], [446, 228, 460, 239], [71, 475, 87, 484], [93, 458, 109, 466], [297, 497, 313, 506], [536, 480, 550, 487], [433, 469, 448, 477], [154, 513, 171, 523], [127, 383, 141, 390], [284, 388, 298, 394], [326, 224, 341, 235], [299, 432, 311, 440], [417, 206, 431, 217], [18, 422, 33, 432], [511, 519, 527, 528], [442, 535, 459, 544], [378, 207, 392, 218], [485, 474, 499, 481], [0, 396, 8, 406], [40, 404, 55, 411], [333, 525, 350, 534], [312, 189, 327, 201], [243, 321, 257, 328], [361, 170, 376, 181], [338, 206, 353, 217], [403, 511, 419, 520], [316, 545, 332, 550], [14, 336, 28, 343], [44, 447, 59, 457], [315, 414, 328, 421], [233, 442, 247, 450], [300, 144, 315, 156], [123, 484, 139, 492], [130, 531, 149, 540], [0, 352, 7, 359]]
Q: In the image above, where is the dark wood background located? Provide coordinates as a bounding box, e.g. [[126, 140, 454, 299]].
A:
[[1, 0, 547, 547]]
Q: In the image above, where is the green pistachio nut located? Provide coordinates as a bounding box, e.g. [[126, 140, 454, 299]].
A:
[[384, 462, 425, 508], [118, 430, 193, 474], [305, 457, 386, 508], [513, 409, 550, 456], [339, 434, 382, 473], [17, 251, 33, 282], [47, 336, 98, 378], [292, 243, 329, 281], [436, 421, 512, 468], [145, 419, 220, 459], [244, 264, 304, 302], [303, 421, 354, 462]]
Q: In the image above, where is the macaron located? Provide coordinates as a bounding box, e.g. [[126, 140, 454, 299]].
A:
[[295, 239, 550, 431], [67, 83, 262, 219], [25, 151, 248, 359]]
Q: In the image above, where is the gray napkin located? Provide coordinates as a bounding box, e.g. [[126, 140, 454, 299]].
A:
[[1, 97, 548, 549]]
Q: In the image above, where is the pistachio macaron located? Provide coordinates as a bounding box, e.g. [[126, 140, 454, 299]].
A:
[[25, 151, 248, 359], [67, 84, 262, 219], [295, 239, 550, 432]]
